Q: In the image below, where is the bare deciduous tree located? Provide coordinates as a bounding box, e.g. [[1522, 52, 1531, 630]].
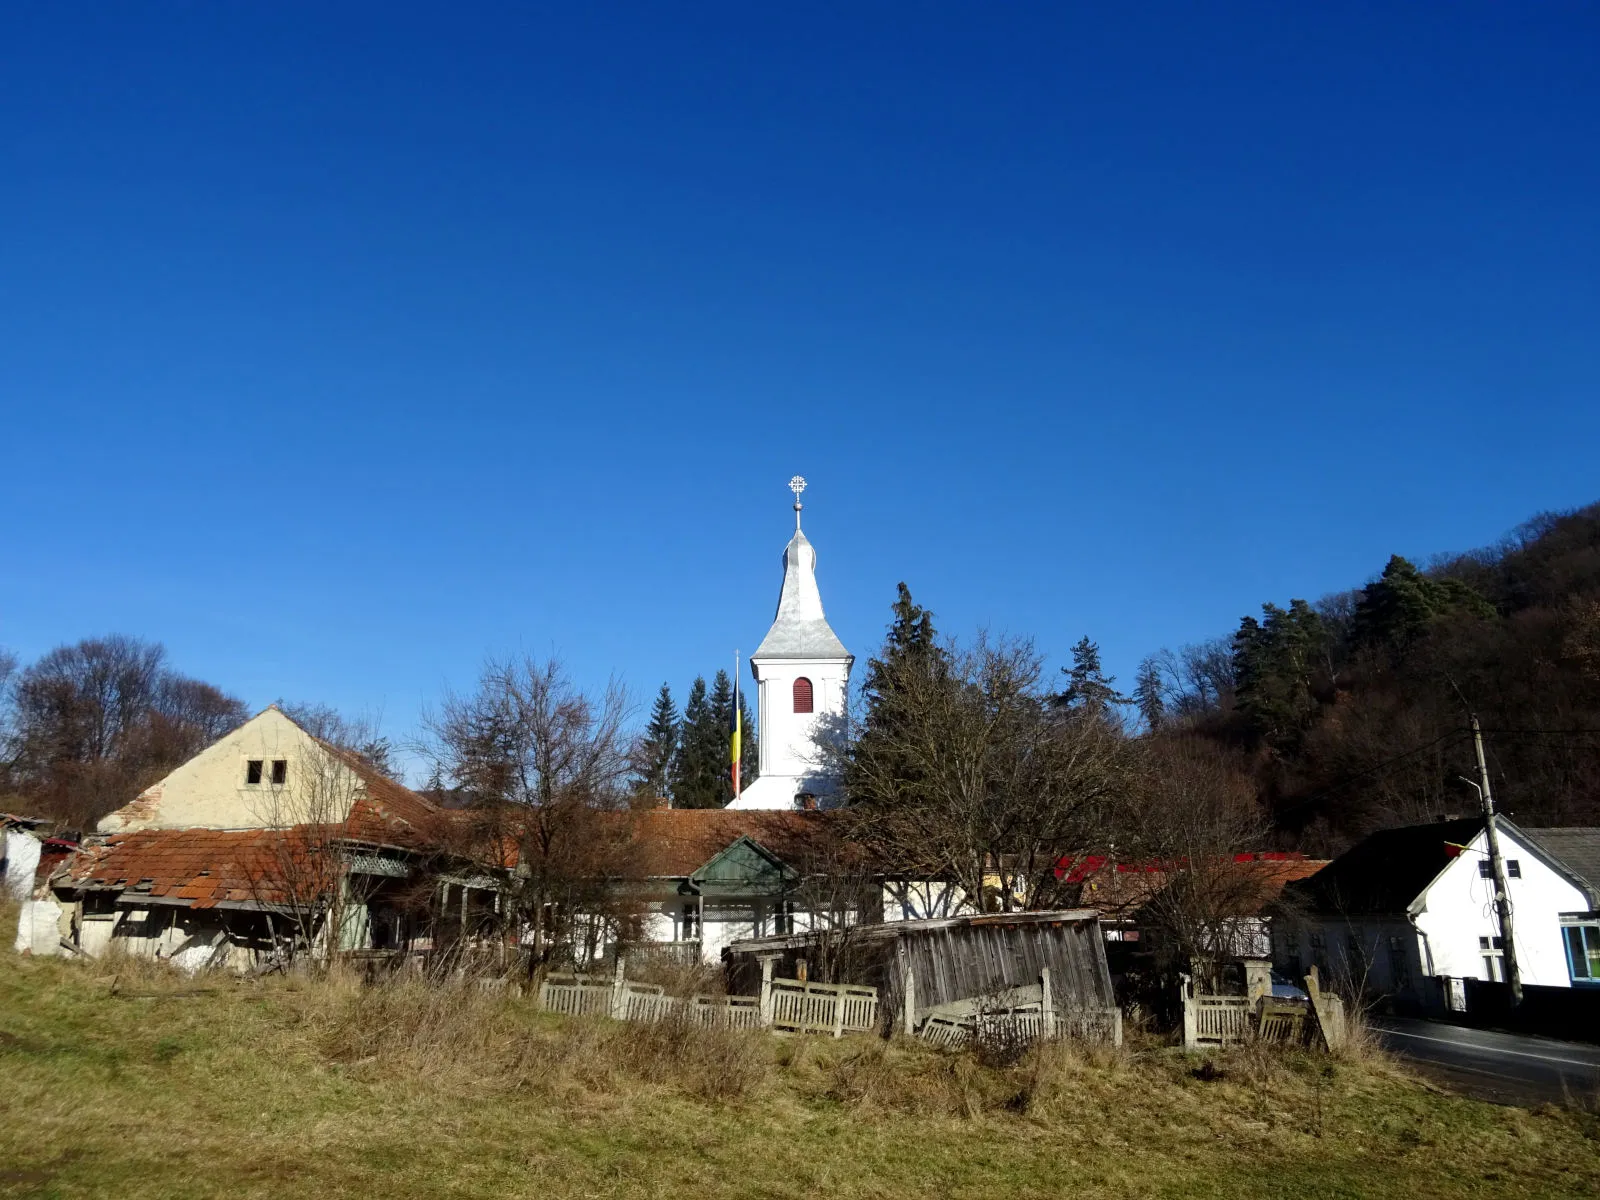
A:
[[421, 657, 638, 968], [9, 635, 248, 826], [843, 633, 1133, 913], [1116, 736, 1271, 985]]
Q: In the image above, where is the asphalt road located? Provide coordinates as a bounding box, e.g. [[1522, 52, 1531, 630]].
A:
[[1373, 1016, 1600, 1107]]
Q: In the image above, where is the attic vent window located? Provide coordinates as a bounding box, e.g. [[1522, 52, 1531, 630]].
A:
[[246, 759, 264, 785], [271, 759, 288, 785], [1479, 859, 1522, 879], [793, 677, 814, 714]]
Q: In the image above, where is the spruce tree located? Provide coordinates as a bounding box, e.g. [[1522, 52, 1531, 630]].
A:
[[1057, 636, 1128, 723], [736, 686, 759, 794], [633, 683, 679, 799], [1132, 656, 1165, 731], [850, 583, 947, 806], [671, 676, 732, 809]]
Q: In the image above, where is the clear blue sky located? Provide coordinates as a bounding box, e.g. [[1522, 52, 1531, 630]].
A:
[[3, 3, 1597, 767]]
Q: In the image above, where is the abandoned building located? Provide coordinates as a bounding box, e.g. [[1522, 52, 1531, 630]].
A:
[[17, 706, 502, 968], [724, 909, 1118, 1037]]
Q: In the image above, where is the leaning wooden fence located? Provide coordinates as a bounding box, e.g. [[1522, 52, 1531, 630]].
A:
[[1179, 968, 1346, 1050], [911, 968, 1123, 1049]]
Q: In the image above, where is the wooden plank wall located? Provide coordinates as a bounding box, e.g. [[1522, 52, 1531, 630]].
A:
[[724, 917, 1115, 1033], [890, 920, 1115, 1020]]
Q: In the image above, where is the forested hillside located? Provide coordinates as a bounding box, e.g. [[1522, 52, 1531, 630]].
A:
[[1143, 502, 1600, 853]]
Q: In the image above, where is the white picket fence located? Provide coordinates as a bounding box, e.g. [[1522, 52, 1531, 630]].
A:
[[1190, 995, 1252, 1045], [537, 962, 874, 1037], [768, 979, 879, 1036]]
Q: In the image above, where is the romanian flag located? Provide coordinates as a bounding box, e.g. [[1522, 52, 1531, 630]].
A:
[[729, 694, 742, 794]]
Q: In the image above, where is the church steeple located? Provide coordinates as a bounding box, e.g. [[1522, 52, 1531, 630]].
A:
[[752, 477, 851, 663], [728, 478, 854, 811]]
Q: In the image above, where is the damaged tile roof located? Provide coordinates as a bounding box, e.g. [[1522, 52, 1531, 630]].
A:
[[61, 827, 319, 908], [321, 744, 445, 849]]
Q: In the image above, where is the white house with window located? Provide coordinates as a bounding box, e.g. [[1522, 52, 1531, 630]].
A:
[[1273, 817, 1600, 1011]]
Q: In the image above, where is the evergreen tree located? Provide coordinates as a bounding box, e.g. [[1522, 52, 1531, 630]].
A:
[[1057, 636, 1128, 723], [708, 669, 736, 805], [1233, 599, 1326, 748], [633, 683, 679, 798], [849, 583, 948, 806], [735, 684, 759, 796], [1132, 656, 1166, 731], [1353, 554, 1496, 652], [670, 676, 722, 808]]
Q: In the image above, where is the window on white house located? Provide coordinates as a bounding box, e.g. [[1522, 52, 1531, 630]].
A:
[[1564, 925, 1600, 983], [270, 759, 288, 785], [245, 759, 264, 785], [1480, 858, 1522, 879], [1479, 935, 1505, 982], [682, 904, 700, 940], [793, 677, 814, 714]]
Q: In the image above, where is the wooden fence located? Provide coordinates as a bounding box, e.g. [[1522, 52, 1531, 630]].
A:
[[537, 959, 875, 1038], [768, 979, 879, 1036], [1180, 970, 1342, 1049], [917, 1003, 1123, 1049]]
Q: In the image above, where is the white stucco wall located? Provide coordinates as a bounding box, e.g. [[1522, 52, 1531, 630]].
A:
[[1281, 827, 1592, 1005], [1411, 829, 1587, 988], [3, 829, 43, 900], [98, 707, 358, 833]]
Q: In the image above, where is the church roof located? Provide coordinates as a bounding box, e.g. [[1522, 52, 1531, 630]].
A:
[[753, 528, 852, 662]]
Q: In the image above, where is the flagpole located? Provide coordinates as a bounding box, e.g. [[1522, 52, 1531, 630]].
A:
[[734, 650, 742, 801]]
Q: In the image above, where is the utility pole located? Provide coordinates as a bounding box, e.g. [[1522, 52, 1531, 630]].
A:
[[1471, 714, 1522, 1006]]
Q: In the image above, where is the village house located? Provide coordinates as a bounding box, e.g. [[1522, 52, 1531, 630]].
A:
[[16, 706, 500, 970], [1273, 817, 1600, 1012]]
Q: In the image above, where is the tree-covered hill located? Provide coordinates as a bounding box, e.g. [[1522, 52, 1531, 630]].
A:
[[1145, 502, 1600, 853]]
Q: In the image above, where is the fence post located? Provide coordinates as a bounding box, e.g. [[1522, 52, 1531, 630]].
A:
[[1040, 967, 1055, 1039], [611, 953, 627, 1020], [1180, 973, 1197, 1049], [759, 955, 776, 1027], [833, 985, 846, 1039], [902, 962, 917, 1037]]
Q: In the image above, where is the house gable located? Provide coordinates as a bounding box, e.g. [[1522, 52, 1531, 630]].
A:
[[689, 835, 797, 896], [98, 707, 360, 834]]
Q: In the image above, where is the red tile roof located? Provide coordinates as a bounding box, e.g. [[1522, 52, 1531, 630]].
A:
[[62, 828, 324, 909], [322, 745, 444, 850], [627, 809, 834, 878]]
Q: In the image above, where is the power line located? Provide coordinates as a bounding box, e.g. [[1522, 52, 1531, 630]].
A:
[[1475, 727, 1600, 737], [1274, 729, 1470, 819]]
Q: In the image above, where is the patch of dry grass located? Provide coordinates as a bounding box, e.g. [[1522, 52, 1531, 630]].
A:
[[2, 951, 1599, 1199]]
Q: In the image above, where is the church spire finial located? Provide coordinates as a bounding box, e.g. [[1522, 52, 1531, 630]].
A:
[[789, 474, 807, 531]]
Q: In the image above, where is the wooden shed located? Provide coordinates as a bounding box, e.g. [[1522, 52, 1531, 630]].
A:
[[724, 909, 1116, 1036]]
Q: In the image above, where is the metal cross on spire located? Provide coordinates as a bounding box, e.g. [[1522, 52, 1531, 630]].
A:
[[789, 475, 807, 529]]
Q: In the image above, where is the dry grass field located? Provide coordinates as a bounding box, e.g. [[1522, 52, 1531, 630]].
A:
[[2, 949, 1599, 1199]]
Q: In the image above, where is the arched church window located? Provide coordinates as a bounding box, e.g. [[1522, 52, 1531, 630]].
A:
[[793, 677, 814, 714]]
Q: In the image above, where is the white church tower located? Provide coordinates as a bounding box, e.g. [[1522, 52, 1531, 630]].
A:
[[727, 477, 853, 811]]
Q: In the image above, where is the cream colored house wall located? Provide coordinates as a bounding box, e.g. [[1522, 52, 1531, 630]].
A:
[[98, 707, 359, 833]]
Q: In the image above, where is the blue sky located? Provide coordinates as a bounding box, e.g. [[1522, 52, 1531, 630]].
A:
[[2, 3, 1597, 765]]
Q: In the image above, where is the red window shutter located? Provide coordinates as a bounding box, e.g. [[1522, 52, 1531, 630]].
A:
[[793, 677, 814, 714]]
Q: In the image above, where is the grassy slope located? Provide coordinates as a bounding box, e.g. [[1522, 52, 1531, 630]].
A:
[[1, 954, 1598, 1200]]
